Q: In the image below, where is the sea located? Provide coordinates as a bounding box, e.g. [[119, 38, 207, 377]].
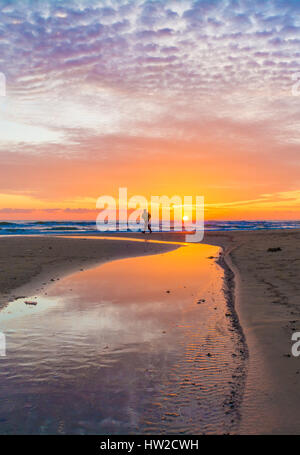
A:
[[0, 220, 299, 235]]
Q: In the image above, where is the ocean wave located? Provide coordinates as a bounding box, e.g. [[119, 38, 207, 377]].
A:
[[0, 220, 300, 235], [46, 227, 80, 231]]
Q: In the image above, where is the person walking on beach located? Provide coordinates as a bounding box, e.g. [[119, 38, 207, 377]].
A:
[[142, 209, 152, 234]]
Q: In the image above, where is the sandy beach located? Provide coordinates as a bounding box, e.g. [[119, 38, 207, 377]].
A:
[[0, 230, 300, 434], [205, 229, 300, 434]]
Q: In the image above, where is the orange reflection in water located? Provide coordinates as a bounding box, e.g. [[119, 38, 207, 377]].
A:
[[0, 243, 244, 435], [45, 243, 222, 336]]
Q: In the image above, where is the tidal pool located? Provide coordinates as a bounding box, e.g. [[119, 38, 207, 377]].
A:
[[0, 242, 246, 434]]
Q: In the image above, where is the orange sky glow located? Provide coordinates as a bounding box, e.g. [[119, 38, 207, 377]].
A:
[[0, 0, 300, 221]]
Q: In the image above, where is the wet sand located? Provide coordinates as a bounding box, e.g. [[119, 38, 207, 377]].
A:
[[204, 229, 300, 434], [1, 230, 300, 433], [0, 243, 244, 434]]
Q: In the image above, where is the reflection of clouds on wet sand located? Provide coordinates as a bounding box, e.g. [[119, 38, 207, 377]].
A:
[[0, 243, 245, 434]]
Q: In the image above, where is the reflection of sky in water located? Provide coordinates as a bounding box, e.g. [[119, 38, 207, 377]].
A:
[[0, 244, 244, 434]]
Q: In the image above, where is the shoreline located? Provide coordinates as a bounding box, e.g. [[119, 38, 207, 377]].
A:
[[1, 229, 300, 433], [0, 237, 243, 435], [215, 245, 249, 432], [204, 229, 300, 434], [0, 233, 246, 434]]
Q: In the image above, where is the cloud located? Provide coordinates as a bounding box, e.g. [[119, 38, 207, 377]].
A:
[[0, 208, 33, 213], [0, 0, 299, 218]]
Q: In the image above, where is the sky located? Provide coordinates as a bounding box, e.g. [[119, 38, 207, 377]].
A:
[[0, 0, 300, 220]]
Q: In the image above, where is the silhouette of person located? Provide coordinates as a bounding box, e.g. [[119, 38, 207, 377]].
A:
[[142, 209, 152, 234]]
